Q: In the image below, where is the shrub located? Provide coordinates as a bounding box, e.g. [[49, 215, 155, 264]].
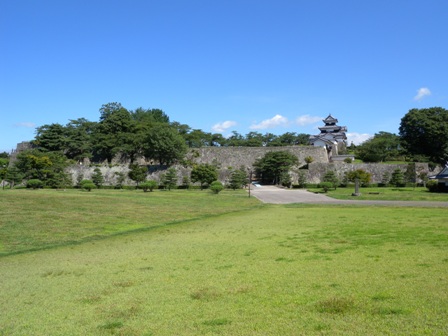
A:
[[140, 180, 158, 192], [80, 179, 96, 191], [323, 170, 339, 190], [426, 180, 442, 192], [319, 182, 333, 193], [26, 179, 43, 189], [210, 181, 224, 194]]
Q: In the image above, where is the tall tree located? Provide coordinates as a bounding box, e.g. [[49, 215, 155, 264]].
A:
[[399, 107, 448, 164], [33, 123, 67, 152], [253, 151, 299, 185], [142, 123, 187, 165], [356, 132, 401, 162], [65, 118, 96, 161], [93, 103, 134, 163]]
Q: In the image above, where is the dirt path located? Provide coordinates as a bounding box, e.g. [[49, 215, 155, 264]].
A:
[[249, 185, 448, 207]]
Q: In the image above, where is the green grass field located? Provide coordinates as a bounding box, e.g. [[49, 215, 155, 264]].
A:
[[1, 189, 447, 335], [307, 186, 448, 201]]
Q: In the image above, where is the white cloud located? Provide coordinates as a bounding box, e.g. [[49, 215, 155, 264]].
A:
[[295, 114, 322, 126], [249, 114, 289, 130], [414, 87, 431, 101], [211, 120, 237, 133], [346, 132, 372, 146], [14, 122, 36, 128]]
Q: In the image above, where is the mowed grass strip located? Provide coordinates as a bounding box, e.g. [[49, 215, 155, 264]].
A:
[[0, 189, 261, 255], [0, 204, 447, 335], [307, 186, 448, 201]]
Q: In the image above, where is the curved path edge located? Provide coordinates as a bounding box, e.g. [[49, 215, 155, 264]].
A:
[[249, 186, 448, 207]]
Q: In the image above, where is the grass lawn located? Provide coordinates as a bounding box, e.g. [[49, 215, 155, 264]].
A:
[[307, 186, 448, 202], [1, 190, 447, 335], [0, 188, 260, 255]]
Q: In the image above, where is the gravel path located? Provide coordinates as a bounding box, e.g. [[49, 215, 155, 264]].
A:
[[249, 185, 448, 207]]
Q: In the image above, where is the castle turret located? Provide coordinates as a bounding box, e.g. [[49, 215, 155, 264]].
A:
[[309, 114, 348, 159]]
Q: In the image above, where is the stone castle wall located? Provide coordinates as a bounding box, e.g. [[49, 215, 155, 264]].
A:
[[10, 142, 432, 186], [187, 146, 329, 168]]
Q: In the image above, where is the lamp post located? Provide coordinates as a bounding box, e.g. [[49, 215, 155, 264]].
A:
[[247, 167, 253, 198]]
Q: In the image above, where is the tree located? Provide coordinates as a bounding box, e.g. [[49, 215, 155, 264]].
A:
[[80, 179, 95, 191], [140, 180, 158, 192], [142, 123, 187, 165], [64, 118, 96, 161], [93, 103, 134, 163], [13, 149, 70, 186], [345, 169, 372, 187], [399, 107, 448, 165], [228, 168, 248, 190], [297, 170, 307, 188], [161, 167, 177, 190], [279, 171, 292, 188], [26, 179, 43, 189], [92, 167, 104, 188], [4, 167, 23, 188], [128, 164, 147, 186], [254, 151, 299, 185], [322, 170, 339, 190], [191, 163, 218, 189], [33, 123, 67, 152], [131, 107, 170, 124], [114, 172, 126, 189], [389, 169, 405, 187], [355, 132, 401, 162], [210, 181, 224, 194]]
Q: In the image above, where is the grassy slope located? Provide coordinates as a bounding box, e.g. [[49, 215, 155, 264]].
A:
[[1, 194, 447, 335]]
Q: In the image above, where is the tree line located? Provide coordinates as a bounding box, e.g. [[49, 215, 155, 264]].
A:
[[30, 102, 311, 166]]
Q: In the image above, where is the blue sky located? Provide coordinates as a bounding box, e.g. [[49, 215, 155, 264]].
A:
[[1, 0, 447, 153]]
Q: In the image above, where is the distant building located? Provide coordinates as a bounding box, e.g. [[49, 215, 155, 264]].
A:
[[429, 164, 448, 191], [309, 114, 349, 160]]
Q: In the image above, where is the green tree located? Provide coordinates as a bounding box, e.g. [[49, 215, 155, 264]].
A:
[[191, 163, 218, 189], [161, 167, 177, 190], [13, 149, 69, 186], [114, 172, 126, 189], [210, 181, 224, 194], [297, 170, 307, 188], [80, 179, 95, 191], [345, 169, 372, 187], [142, 123, 187, 165], [399, 107, 448, 165], [280, 171, 292, 188], [253, 151, 299, 185], [131, 107, 170, 124], [26, 179, 43, 189], [93, 103, 134, 163], [128, 164, 147, 186], [355, 132, 401, 162], [322, 170, 339, 189], [65, 118, 96, 161], [4, 167, 23, 188], [228, 168, 248, 190], [182, 175, 191, 189], [140, 180, 158, 192], [92, 167, 104, 188], [33, 123, 67, 152], [389, 169, 405, 187]]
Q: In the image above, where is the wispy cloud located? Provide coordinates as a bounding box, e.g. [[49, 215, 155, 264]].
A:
[[249, 114, 289, 130], [295, 114, 322, 126], [414, 87, 431, 101], [211, 120, 237, 133], [346, 132, 372, 146], [14, 122, 36, 128]]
